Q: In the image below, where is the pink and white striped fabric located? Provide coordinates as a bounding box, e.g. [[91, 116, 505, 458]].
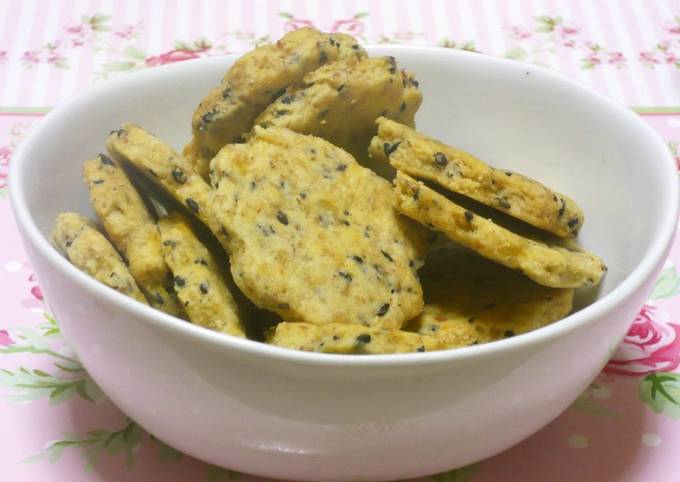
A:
[[0, 0, 678, 108]]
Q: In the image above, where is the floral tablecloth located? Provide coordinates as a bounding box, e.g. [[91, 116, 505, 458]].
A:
[[1, 1, 679, 481]]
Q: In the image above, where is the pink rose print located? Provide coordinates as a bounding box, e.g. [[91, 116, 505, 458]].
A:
[[0, 50, 7, 62], [0, 329, 13, 347], [331, 14, 366, 37], [145, 49, 202, 67], [0, 145, 10, 189], [29, 273, 43, 301], [279, 12, 316, 32], [607, 51, 626, 67], [115, 23, 141, 39], [604, 304, 680, 376], [507, 25, 532, 41]]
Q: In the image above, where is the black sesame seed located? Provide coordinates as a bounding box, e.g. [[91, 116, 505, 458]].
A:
[[505, 171, 513, 176], [432, 152, 449, 167], [352, 255, 364, 264], [376, 303, 390, 317], [400, 101, 406, 112], [558, 199, 566, 217], [174, 276, 186, 287], [147, 168, 158, 178], [416, 346, 425, 352], [567, 218, 579, 229], [336, 164, 347, 171], [186, 198, 199, 213], [275, 109, 289, 117], [281, 95, 293, 104], [278, 302, 290, 309], [195, 258, 208, 265], [98, 154, 114, 166], [317, 108, 329, 119], [468, 317, 476, 323], [504, 330, 515, 338], [380, 250, 394, 262], [92, 179, 104, 184], [356, 334, 372, 344], [222, 87, 231, 99], [333, 335, 340, 340], [163, 239, 177, 247], [153, 293, 164, 304], [464, 210, 474, 222], [319, 51, 328, 63], [199, 282, 209, 294], [383, 141, 401, 157], [172, 168, 187, 184], [276, 211, 289, 225], [338, 271, 352, 282], [336, 84, 345, 92], [351, 44, 359, 50], [408, 260, 415, 267], [430, 325, 439, 332], [65, 240, 72, 248], [299, 192, 307, 199], [412, 79, 419, 87]]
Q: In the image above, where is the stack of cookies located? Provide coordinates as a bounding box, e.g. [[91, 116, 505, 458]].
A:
[[52, 28, 605, 355]]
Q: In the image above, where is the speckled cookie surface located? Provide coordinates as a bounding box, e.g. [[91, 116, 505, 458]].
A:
[[370, 118, 584, 237], [83, 154, 183, 316], [209, 126, 429, 329], [268, 322, 442, 354], [107, 123, 213, 229], [394, 172, 606, 288], [188, 27, 367, 178], [252, 57, 421, 175], [51, 212, 148, 304], [404, 248, 574, 348], [158, 213, 245, 337]]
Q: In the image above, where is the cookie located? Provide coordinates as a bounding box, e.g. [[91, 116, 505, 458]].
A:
[[51, 212, 148, 304], [393, 172, 606, 288], [107, 124, 213, 229], [188, 27, 367, 178], [209, 126, 429, 329], [83, 154, 184, 317], [158, 213, 245, 337], [404, 248, 574, 348], [370, 118, 584, 237], [268, 322, 442, 354], [252, 57, 421, 176]]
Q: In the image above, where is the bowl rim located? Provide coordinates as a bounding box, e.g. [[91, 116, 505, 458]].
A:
[[9, 45, 680, 368]]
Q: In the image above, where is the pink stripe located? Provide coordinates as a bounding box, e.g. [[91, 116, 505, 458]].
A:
[[137, 0, 152, 57], [161, 0, 177, 53], [0, 0, 23, 100], [468, 0, 493, 53], [442, 0, 465, 47], [540, 0, 578, 78], [317, 0, 332, 32], [646, 0, 671, 40], [45, 0, 75, 106], [239, 1, 254, 52], [420, 0, 438, 45], [16, 0, 52, 104], [561, 0, 612, 101], [189, 0, 201, 41], [591, 0, 643, 105], [393, 0, 410, 37], [266, 0, 284, 42], [367, 0, 385, 43], [619, 0, 667, 105]]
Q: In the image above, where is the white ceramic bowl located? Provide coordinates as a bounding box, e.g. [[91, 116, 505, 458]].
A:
[[10, 46, 678, 481]]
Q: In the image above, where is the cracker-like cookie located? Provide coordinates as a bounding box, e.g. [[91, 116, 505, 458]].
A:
[[158, 213, 245, 337], [404, 248, 574, 348], [209, 126, 429, 329], [188, 28, 367, 178], [252, 57, 421, 175], [83, 154, 184, 316], [51, 212, 148, 304], [394, 172, 606, 288], [107, 124, 213, 229], [370, 118, 584, 237], [268, 322, 442, 354]]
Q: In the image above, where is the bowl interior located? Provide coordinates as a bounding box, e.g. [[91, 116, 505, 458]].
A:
[[13, 46, 677, 316]]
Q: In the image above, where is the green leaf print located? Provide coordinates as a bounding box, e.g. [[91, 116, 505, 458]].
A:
[[505, 46, 529, 61], [431, 464, 478, 482], [640, 372, 680, 419], [649, 266, 680, 300], [0, 365, 103, 405]]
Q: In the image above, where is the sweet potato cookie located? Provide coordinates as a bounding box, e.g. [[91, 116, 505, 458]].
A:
[[268, 322, 442, 354], [405, 249, 574, 347], [370, 118, 584, 237], [394, 172, 606, 288], [209, 126, 429, 329], [158, 213, 245, 337], [83, 154, 183, 316], [188, 27, 367, 178], [107, 123, 213, 229], [252, 57, 421, 174], [52, 212, 148, 304]]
